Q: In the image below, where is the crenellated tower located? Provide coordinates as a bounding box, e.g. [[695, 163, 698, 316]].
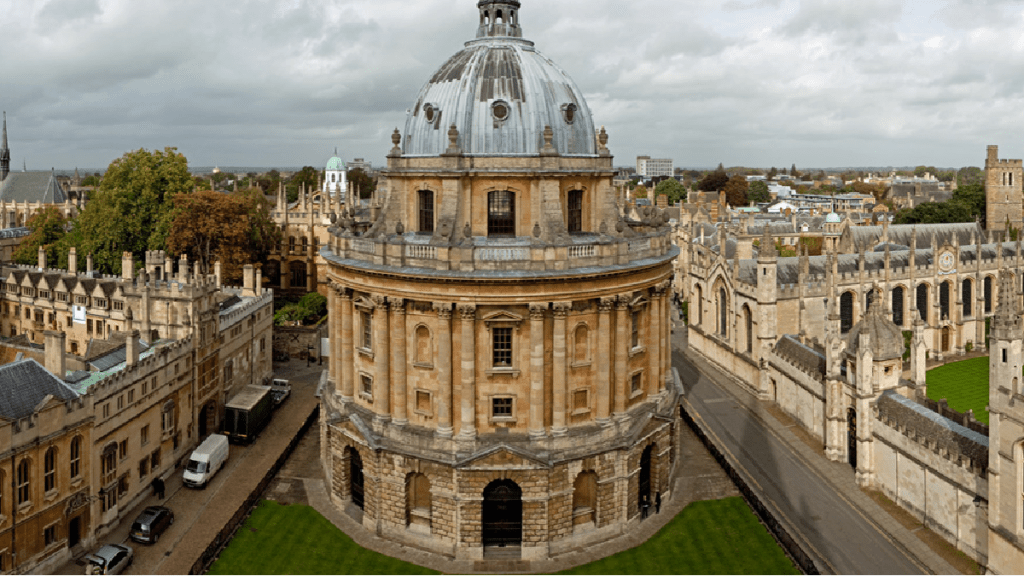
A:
[[985, 145, 1023, 232]]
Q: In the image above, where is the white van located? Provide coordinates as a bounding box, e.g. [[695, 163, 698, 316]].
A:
[[183, 434, 229, 488]]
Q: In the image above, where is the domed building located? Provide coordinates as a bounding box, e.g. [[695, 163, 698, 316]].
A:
[[323, 149, 348, 202], [319, 0, 681, 561]]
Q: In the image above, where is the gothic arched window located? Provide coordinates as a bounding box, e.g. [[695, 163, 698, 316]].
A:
[[985, 276, 993, 314], [962, 279, 973, 318], [717, 287, 728, 337], [840, 291, 854, 334], [940, 281, 950, 320], [916, 283, 929, 324], [892, 286, 905, 327]]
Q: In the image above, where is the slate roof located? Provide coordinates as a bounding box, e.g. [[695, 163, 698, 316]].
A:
[[0, 172, 68, 203], [0, 358, 78, 420], [844, 223, 983, 252], [773, 335, 826, 378], [875, 390, 988, 467], [0, 227, 29, 239]]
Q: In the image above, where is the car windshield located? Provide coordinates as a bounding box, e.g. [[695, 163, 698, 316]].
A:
[[186, 459, 207, 473]]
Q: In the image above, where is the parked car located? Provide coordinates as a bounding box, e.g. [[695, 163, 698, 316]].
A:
[[129, 505, 174, 544], [270, 378, 291, 407], [85, 544, 133, 575]]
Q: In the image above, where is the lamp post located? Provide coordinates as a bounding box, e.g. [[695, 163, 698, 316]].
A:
[[306, 344, 313, 367]]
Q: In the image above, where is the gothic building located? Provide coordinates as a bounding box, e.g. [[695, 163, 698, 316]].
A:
[[0, 112, 81, 231], [319, 1, 681, 561]]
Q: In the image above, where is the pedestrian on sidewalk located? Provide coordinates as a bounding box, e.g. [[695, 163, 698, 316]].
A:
[[655, 492, 661, 514], [641, 493, 650, 519], [152, 476, 165, 500]]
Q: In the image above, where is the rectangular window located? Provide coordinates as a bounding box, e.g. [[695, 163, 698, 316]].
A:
[[416, 390, 431, 413], [573, 389, 589, 411], [493, 327, 512, 367], [87, 319, 92, 334], [631, 311, 640, 348], [44, 525, 57, 547], [492, 397, 513, 418], [117, 395, 124, 410], [139, 458, 149, 478], [487, 190, 516, 237], [631, 372, 643, 394], [361, 311, 372, 350], [567, 190, 583, 234], [118, 476, 129, 498], [128, 389, 134, 404], [141, 425, 149, 446], [419, 190, 435, 234], [361, 375, 373, 399], [119, 439, 128, 460], [103, 403, 109, 418], [151, 449, 160, 470]]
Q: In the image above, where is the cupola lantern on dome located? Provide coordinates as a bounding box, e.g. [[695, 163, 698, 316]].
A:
[[477, 0, 522, 38]]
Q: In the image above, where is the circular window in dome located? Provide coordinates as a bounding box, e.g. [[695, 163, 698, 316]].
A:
[[424, 103, 436, 123], [563, 103, 577, 124], [492, 100, 510, 121]]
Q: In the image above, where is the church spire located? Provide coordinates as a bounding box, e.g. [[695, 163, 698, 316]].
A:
[[1, 111, 10, 182]]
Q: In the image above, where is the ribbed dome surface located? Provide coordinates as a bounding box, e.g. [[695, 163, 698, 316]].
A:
[[846, 303, 905, 361], [402, 34, 597, 157]]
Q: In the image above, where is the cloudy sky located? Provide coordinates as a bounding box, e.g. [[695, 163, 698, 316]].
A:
[[2, 0, 1024, 171]]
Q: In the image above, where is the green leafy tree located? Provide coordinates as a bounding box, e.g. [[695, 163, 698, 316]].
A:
[[791, 164, 800, 178], [13, 207, 70, 266], [286, 166, 319, 202], [348, 168, 376, 200], [747, 181, 771, 203], [80, 175, 100, 187], [61, 147, 192, 274], [767, 167, 778, 179], [958, 167, 984, 187], [698, 170, 729, 192], [633, 185, 648, 200], [892, 183, 985, 226], [654, 178, 687, 204], [722, 175, 749, 207]]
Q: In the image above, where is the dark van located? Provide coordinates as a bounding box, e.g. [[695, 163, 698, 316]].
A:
[[129, 506, 174, 544]]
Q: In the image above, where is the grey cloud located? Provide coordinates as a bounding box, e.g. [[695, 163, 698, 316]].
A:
[[35, 0, 101, 28]]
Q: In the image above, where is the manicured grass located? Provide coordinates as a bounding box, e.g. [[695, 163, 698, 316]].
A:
[[207, 500, 437, 575], [925, 356, 990, 424], [560, 497, 798, 575]]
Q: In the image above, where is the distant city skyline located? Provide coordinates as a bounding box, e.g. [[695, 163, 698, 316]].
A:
[[2, 0, 1023, 170]]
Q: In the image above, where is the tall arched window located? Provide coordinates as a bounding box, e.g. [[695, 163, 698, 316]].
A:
[[567, 190, 583, 234], [985, 276, 993, 314], [940, 281, 950, 320], [44, 447, 56, 493], [290, 261, 307, 288], [572, 471, 598, 526], [415, 326, 432, 365], [16, 460, 29, 505], [865, 288, 875, 313], [70, 436, 82, 479], [916, 283, 929, 324], [574, 324, 589, 364], [840, 292, 854, 333], [892, 286, 905, 327], [406, 472, 431, 530], [487, 191, 515, 237], [743, 305, 753, 354], [419, 190, 434, 234], [695, 285, 703, 326], [962, 280, 973, 318], [717, 287, 728, 337]]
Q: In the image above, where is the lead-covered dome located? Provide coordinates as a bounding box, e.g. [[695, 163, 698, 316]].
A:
[[402, 1, 597, 157]]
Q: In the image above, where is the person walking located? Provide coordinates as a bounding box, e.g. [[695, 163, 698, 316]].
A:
[[655, 492, 662, 514], [152, 476, 165, 500], [641, 493, 650, 519]]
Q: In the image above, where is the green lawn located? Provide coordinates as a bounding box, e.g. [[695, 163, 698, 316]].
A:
[[561, 497, 798, 575], [207, 500, 437, 575], [925, 356, 990, 424]]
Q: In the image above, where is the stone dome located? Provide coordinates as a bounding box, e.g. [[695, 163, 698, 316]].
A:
[[401, 1, 597, 157], [825, 212, 842, 224], [845, 301, 905, 361]]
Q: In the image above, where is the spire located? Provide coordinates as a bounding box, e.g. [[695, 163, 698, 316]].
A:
[[0, 111, 9, 182]]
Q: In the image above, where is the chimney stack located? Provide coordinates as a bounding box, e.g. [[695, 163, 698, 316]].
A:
[[243, 264, 255, 296], [255, 264, 263, 296], [214, 261, 222, 288], [37, 245, 45, 270], [44, 331, 66, 378], [86, 253, 93, 275], [122, 251, 134, 280], [68, 247, 77, 275]]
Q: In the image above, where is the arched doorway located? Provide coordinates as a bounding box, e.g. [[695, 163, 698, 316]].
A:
[[638, 445, 653, 518], [199, 401, 216, 438], [482, 479, 522, 549], [348, 448, 364, 510], [847, 408, 857, 470]]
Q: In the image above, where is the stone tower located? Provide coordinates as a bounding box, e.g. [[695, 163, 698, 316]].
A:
[[756, 226, 778, 399], [1, 112, 9, 182], [985, 145, 1023, 232], [987, 270, 1024, 574]]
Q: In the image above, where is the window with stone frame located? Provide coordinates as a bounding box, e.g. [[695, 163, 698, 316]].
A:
[[567, 190, 583, 233], [487, 190, 516, 237], [631, 310, 641, 349], [631, 372, 643, 395], [70, 436, 82, 479], [361, 375, 373, 400], [492, 396, 514, 419], [161, 400, 176, 434], [16, 460, 29, 505], [361, 311, 373, 350], [572, 388, 589, 414], [572, 471, 597, 525], [43, 448, 56, 493], [44, 524, 57, 547], [415, 326, 432, 366], [415, 390, 432, 414], [419, 190, 435, 234], [492, 327, 513, 367], [101, 444, 117, 484]]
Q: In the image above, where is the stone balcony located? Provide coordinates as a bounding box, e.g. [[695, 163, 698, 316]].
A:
[[323, 228, 677, 277]]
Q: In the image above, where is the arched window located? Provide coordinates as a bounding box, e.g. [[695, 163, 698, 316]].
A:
[[985, 276, 993, 314], [290, 261, 307, 288], [695, 285, 703, 326], [962, 280, 973, 318], [415, 326, 432, 365], [16, 460, 29, 505], [44, 447, 56, 493], [487, 191, 515, 237], [419, 190, 434, 234], [940, 281, 950, 320], [70, 436, 82, 479], [916, 283, 929, 324], [717, 287, 728, 337], [567, 190, 583, 234], [574, 324, 589, 364], [288, 236, 296, 252], [892, 287, 905, 327], [406, 473, 431, 530], [572, 471, 598, 526], [865, 288, 875, 313], [840, 292, 854, 333], [743, 305, 753, 354]]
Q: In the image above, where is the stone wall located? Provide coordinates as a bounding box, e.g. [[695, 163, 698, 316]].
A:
[[273, 324, 327, 359]]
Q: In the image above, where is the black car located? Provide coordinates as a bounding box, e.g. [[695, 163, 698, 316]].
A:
[[129, 505, 174, 544]]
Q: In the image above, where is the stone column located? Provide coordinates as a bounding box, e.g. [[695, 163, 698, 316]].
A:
[[662, 287, 672, 390], [340, 289, 354, 401], [529, 303, 547, 437], [648, 287, 662, 397], [552, 302, 571, 436], [372, 295, 391, 419], [328, 284, 339, 390], [392, 299, 408, 425], [458, 304, 477, 440], [596, 297, 614, 423], [614, 295, 630, 417], [435, 303, 453, 437]]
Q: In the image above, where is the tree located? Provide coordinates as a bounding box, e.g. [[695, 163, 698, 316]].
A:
[[722, 175, 749, 207], [768, 167, 778, 179], [891, 182, 986, 226], [791, 164, 799, 178], [654, 178, 687, 204], [633, 185, 648, 199], [80, 175, 100, 187], [286, 166, 319, 202], [747, 181, 771, 204], [698, 170, 729, 192], [348, 168, 376, 200], [62, 147, 193, 274], [167, 188, 281, 285], [13, 207, 70, 266], [958, 167, 984, 188]]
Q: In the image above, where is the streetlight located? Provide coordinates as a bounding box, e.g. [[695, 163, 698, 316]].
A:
[[306, 344, 313, 367]]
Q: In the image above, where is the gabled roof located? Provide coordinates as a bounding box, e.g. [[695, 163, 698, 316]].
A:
[[0, 171, 68, 203], [0, 358, 78, 420]]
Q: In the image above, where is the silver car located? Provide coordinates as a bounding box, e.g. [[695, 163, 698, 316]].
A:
[[84, 544, 133, 575]]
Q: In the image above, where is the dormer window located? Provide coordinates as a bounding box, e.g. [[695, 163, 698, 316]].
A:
[[563, 103, 577, 124], [492, 100, 509, 122], [424, 103, 437, 124]]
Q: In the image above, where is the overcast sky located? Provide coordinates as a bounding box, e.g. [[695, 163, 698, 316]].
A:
[[2, 0, 1024, 171]]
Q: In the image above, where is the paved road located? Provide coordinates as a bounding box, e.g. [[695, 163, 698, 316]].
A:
[[673, 332, 928, 574]]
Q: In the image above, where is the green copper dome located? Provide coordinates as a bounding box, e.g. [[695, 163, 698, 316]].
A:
[[326, 156, 345, 171]]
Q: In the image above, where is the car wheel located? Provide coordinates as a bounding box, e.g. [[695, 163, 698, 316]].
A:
[[154, 533, 160, 544]]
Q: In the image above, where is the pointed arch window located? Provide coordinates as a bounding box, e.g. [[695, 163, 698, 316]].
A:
[[962, 280, 973, 318], [940, 281, 950, 320], [917, 283, 929, 324], [840, 291, 854, 333], [892, 286, 905, 326], [985, 276, 993, 314], [717, 287, 728, 337]]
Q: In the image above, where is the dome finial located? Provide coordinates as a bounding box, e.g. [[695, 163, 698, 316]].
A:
[[477, 1, 523, 39]]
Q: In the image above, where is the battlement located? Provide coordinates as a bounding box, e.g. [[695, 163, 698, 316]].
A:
[[875, 390, 988, 475], [88, 337, 194, 398], [989, 159, 1023, 169], [219, 288, 273, 331]]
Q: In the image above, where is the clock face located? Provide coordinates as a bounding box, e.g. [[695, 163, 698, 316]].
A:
[[939, 252, 955, 271]]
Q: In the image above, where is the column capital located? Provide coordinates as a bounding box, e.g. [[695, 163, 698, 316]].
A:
[[434, 302, 453, 319], [458, 304, 477, 320], [370, 294, 389, 309], [529, 303, 548, 320], [615, 294, 631, 310], [598, 297, 616, 313], [653, 280, 671, 296], [552, 302, 572, 317], [333, 283, 352, 299], [391, 298, 407, 314]]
